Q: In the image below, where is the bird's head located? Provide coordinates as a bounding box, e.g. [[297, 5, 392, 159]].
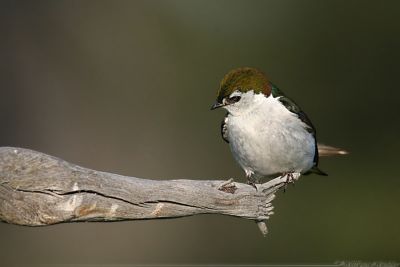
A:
[[211, 67, 272, 114]]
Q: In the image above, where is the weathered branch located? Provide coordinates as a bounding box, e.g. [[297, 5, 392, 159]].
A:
[[0, 147, 298, 235]]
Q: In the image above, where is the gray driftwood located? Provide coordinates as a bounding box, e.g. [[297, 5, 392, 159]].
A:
[[0, 147, 298, 236]]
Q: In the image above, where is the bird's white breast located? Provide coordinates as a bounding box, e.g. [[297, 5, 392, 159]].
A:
[[226, 93, 315, 178]]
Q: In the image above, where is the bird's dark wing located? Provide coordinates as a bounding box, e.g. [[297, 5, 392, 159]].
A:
[[221, 112, 229, 143], [270, 83, 324, 173], [270, 83, 315, 134]]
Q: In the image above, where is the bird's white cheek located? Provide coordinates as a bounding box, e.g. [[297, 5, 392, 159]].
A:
[[224, 105, 241, 116], [223, 104, 234, 112], [225, 101, 249, 115]]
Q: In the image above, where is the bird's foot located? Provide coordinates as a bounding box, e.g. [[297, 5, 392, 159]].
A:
[[246, 176, 260, 191], [281, 172, 296, 192], [217, 178, 237, 194], [247, 180, 258, 190]]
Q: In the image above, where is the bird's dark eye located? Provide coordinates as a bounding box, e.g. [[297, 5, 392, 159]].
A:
[[228, 96, 241, 103]]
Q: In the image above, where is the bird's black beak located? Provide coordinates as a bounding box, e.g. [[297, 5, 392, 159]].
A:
[[210, 101, 224, 110]]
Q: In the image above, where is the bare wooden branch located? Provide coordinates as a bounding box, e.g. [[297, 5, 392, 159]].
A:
[[0, 147, 298, 235]]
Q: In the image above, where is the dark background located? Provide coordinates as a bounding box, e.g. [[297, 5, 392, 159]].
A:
[[1, 0, 399, 265]]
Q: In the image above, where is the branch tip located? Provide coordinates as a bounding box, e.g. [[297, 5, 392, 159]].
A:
[[256, 220, 268, 237]]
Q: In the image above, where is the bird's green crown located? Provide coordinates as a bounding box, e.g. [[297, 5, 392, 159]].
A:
[[216, 67, 272, 103]]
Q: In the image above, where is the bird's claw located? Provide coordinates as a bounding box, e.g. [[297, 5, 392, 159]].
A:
[[247, 180, 258, 190], [281, 172, 296, 192]]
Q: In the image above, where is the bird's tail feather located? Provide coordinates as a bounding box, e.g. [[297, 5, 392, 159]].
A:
[[317, 143, 348, 157]]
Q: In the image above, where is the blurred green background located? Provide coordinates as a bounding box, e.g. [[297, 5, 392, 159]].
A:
[[1, 0, 399, 265]]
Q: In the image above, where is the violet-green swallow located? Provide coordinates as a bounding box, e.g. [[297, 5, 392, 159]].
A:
[[211, 67, 347, 185]]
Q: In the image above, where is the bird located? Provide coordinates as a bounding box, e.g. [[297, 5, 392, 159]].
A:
[[211, 67, 347, 186]]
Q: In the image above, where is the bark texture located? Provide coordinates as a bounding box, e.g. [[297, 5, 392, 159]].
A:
[[0, 147, 298, 235]]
